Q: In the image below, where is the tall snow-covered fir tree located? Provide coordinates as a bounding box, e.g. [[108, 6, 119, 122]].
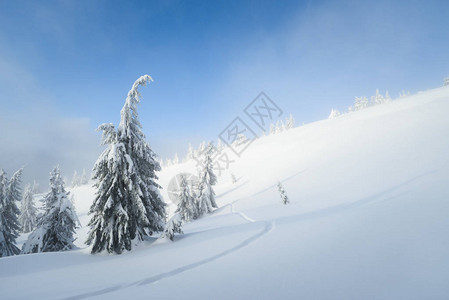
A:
[[196, 142, 218, 216], [175, 175, 197, 222], [0, 168, 23, 257], [22, 166, 78, 254], [86, 75, 166, 254], [19, 183, 37, 233]]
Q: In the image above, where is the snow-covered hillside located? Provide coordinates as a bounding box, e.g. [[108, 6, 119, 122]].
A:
[[1, 86, 449, 299]]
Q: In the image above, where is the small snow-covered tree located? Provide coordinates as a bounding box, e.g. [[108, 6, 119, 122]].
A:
[[196, 142, 218, 216], [371, 89, 386, 106], [173, 153, 179, 165], [160, 214, 183, 241], [0, 168, 23, 257], [81, 169, 89, 185], [399, 90, 410, 98], [197, 141, 206, 156], [216, 138, 224, 152], [166, 158, 173, 167], [86, 75, 166, 254], [277, 120, 286, 133], [385, 91, 392, 102], [354, 96, 369, 111], [275, 120, 282, 133], [444, 77, 449, 86], [328, 109, 341, 119], [175, 175, 197, 222], [19, 184, 37, 233], [71, 170, 80, 187], [22, 166, 78, 254], [277, 181, 289, 205], [32, 180, 40, 194], [269, 123, 276, 135], [231, 173, 237, 184], [186, 143, 195, 160], [285, 114, 295, 129]]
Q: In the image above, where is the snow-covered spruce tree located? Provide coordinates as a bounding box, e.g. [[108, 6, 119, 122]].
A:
[[0, 168, 23, 257], [269, 123, 276, 134], [81, 169, 88, 185], [86, 75, 166, 254], [277, 181, 289, 205], [22, 166, 78, 254], [71, 170, 80, 187], [175, 175, 197, 222], [32, 180, 40, 194], [189, 182, 200, 220], [399, 90, 410, 98], [445, 77, 449, 86], [198, 141, 206, 154], [371, 89, 386, 106], [160, 213, 183, 241], [216, 138, 224, 152], [328, 109, 341, 119], [285, 114, 295, 129], [19, 184, 37, 233], [354, 96, 369, 111], [186, 143, 195, 161], [196, 142, 218, 216]]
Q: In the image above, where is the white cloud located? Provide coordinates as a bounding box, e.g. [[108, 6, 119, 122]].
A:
[[0, 53, 101, 188]]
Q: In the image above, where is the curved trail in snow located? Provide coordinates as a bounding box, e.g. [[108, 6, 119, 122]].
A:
[[64, 205, 275, 300]]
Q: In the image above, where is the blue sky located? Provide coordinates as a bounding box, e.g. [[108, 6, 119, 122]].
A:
[[0, 0, 448, 185]]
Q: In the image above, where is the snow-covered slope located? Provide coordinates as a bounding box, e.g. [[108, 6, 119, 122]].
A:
[[1, 87, 449, 299]]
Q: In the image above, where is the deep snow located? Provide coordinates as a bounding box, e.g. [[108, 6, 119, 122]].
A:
[[1, 86, 449, 299]]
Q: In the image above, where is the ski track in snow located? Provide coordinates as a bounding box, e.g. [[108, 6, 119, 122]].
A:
[[61, 170, 430, 300], [64, 206, 274, 300]]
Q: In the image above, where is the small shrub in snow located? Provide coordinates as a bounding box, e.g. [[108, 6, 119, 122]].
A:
[[231, 173, 237, 184], [277, 181, 289, 205], [161, 214, 183, 241]]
